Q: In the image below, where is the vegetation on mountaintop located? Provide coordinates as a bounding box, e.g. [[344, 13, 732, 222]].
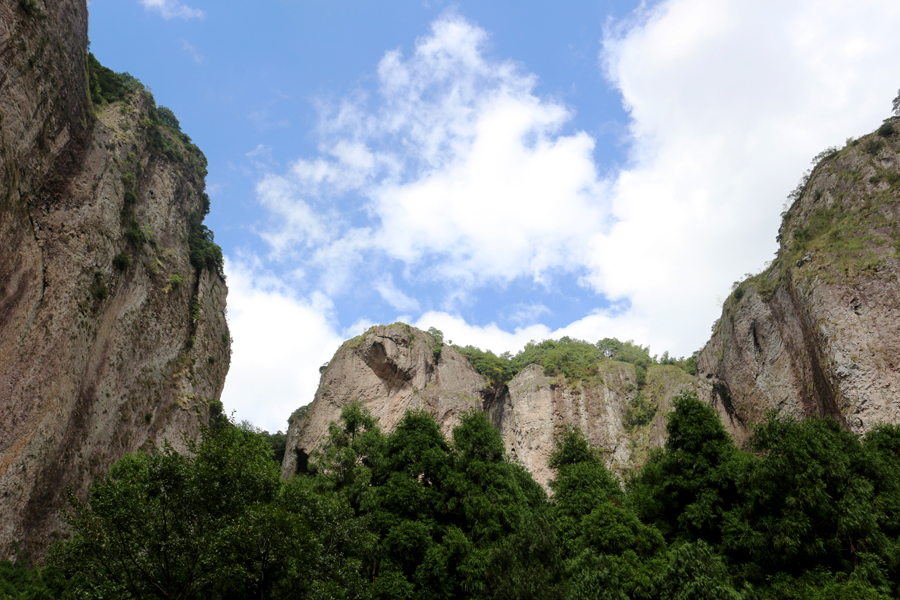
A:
[[6, 394, 900, 599], [451, 335, 698, 387], [721, 91, 900, 314], [87, 53, 223, 279]]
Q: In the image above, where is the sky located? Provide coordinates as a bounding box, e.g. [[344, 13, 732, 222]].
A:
[[87, 0, 900, 433]]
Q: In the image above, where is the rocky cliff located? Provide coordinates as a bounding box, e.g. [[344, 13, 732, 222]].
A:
[[281, 324, 486, 478], [698, 120, 900, 435], [283, 324, 714, 488], [487, 362, 714, 487], [0, 0, 230, 557]]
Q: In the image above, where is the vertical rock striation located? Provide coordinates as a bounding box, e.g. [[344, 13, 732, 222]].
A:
[[0, 0, 230, 557], [485, 363, 713, 488], [699, 122, 900, 435], [283, 324, 713, 489]]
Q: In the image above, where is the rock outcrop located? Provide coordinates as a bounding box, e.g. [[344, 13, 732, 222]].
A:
[[485, 362, 713, 488], [283, 324, 714, 488], [281, 324, 486, 478], [698, 121, 900, 435], [0, 0, 230, 557]]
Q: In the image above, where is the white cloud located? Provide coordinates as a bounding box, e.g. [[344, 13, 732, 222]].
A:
[[220, 257, 344, 433], [235, 0, 900, 427], [508, 302, 551, 326], [585, 0, 900, 354], [181, 40, 203, 64], [139, 0, 204, 20], [258, 13, 610, 290], [375, 275, 421, 312]]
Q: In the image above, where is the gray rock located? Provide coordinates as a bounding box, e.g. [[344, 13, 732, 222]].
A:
[[0, 0, 230, 558]]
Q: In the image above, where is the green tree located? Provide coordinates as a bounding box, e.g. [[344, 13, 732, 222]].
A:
[[309, 402, 386, 511], [628, 392, 742, 544], [549, 426, 663, 600], [50, 426, 372, 599], [722, 416, 900, 593], [51, 427, 279, 599]]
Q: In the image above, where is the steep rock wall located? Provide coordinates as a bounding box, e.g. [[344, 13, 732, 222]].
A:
[[488, 363, 714, 488], [283, 324, 714, 489], [281, 324, 485, 478], [699, 122, 900, 434], [0, 0, 230, 557]]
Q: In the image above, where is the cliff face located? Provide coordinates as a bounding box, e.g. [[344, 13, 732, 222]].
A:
[[281, 324, 486, 479], [698, 121, 900, 435], [283, 324, 714, 488], [484, 362, 714, 488], [0, 0, 230, 557]]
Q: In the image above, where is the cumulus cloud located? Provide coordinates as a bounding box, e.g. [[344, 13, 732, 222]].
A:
[[375, 275, 421, 313], [139, 0, 204, 20], [234, 1, 900, 431], [257, 13, 609, 290], [587, 0, 900, 353]]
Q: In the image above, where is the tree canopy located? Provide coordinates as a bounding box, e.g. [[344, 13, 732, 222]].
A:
[[7, 397, 900, 599]]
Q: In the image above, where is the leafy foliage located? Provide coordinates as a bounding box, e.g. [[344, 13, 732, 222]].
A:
[[452, 345, 513, 383], [49, 426, 370, 599], [454, 335, 698, 386], [188, 207, 224, 277], [87, 53, 142, 106], [30, 396, 900, 599]]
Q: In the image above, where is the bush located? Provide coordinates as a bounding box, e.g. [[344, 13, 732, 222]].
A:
[[90, 271, 108, 301], [188, 211, 224, 277], [124, 223, 146, 246], [121, 191, 137, 220], [624, 392, 655, 429], [112, 253, 131, 270], [427, 327, 444, 361], [864, 138, 884, 155], [18, 0, 45, 19], [877, 122, 895, 137], [87, 53, 142, 106], [156, 106, 181, 131]]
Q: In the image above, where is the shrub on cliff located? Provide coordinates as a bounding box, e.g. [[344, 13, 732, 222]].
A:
[[87, 53, 142, 106]]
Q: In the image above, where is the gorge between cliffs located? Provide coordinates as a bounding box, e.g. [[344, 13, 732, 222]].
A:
[[4, 0, 900, 598]]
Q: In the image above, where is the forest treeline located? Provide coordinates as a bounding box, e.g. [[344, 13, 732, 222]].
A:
[[448, 334, 697, 386], [4, 393, 900, 599]]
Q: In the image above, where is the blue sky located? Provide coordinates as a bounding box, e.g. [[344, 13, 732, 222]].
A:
[[88, 0, 900, 432]]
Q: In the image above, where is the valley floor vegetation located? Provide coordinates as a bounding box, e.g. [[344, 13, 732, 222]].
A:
[[4, 393, 900, 599]]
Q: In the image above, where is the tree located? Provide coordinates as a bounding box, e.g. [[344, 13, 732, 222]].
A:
[[50, 426, 372, 599], [722, 416, 900, 593], [548, 426, 663, 600], [309, 402, 386, 511], [628, 392, 741, 543], [51, 427, 279, 598], [156, 106, 181, 131]]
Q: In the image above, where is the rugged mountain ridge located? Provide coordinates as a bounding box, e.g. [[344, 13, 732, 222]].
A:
[[282, 324, 715, 488], [0, 0, 230, 557], [286, 118, 900, 487], [698, 121, 900, 435]]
